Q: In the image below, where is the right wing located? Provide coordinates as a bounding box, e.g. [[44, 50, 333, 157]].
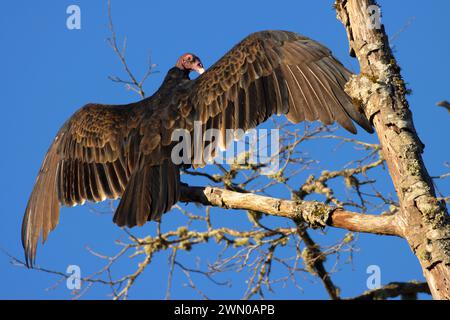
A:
[[22, 102, 143, 267]]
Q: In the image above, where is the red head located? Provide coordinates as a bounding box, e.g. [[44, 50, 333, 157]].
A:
[[175, 53, 205, 75]]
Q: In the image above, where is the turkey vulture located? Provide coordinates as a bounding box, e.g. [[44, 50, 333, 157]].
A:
[[22, 30, 373, 267]]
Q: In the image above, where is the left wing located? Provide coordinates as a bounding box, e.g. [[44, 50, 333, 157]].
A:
[[185, 30, 373, 150]]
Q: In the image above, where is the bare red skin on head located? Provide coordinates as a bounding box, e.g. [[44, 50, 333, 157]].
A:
[[176, 53, 204, 73], [176, 53, 192, 70]]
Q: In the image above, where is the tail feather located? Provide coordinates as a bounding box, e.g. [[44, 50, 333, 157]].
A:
[[113, 160, 180, 227]]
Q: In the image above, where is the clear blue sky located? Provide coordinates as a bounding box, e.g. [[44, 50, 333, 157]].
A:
[[1, 0, 448, 299]]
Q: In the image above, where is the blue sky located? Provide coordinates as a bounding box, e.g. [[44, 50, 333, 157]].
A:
[[1, 1, 449, 299]]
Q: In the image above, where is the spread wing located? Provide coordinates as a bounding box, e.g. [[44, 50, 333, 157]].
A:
[[22, 103, 144, 266], [186, 30, 373, 150]]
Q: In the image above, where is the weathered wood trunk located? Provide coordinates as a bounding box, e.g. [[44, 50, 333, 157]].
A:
[[335, 0, 450, 299]]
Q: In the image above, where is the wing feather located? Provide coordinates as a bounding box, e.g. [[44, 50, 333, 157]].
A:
[[22, 102, 144, 266], [186, 30, 373, 139]]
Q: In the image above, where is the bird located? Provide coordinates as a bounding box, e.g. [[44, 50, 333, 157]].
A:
[[22, 30, 373, 267]]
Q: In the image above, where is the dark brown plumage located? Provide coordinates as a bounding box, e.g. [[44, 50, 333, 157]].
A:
[[22, 30, 373, 267]]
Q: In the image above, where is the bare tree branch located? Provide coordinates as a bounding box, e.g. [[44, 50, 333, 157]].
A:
[[296, 225, 340, 299], [350, 281, 430, 300], [106, 0, 156, 97], [180, 185, 401, 237]]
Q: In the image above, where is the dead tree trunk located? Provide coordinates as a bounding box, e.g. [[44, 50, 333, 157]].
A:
[[335, 0, 450, 299]]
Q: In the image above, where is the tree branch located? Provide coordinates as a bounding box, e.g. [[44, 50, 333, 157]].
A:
[[349, 281, 430, 300], [106, 0, 155, 98], [180, 185, 401, 237], [296, 225, 341, 299]]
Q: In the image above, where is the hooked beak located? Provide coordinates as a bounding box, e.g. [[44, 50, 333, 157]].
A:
[[196, 67, 205, 75]]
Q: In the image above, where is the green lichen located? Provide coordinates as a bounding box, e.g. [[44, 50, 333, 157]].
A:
[[233, 237, 250, 247], [343, 232, 354, 244], [419, 198, 449, 229], [301, 247, 317, 274], [253, 232, 264, 245], [295, 201, 334, 229], [417, 247, 432, 263], [406, 159, 421, 176], [176, 226, 189, 237], [144, 244, 153, 256], [269, 172, 287, 183], [301, 244, 325, 275], [143, 241, 167, 256]]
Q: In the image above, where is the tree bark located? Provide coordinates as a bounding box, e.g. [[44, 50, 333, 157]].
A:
[[335, 0, 450, 299]]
